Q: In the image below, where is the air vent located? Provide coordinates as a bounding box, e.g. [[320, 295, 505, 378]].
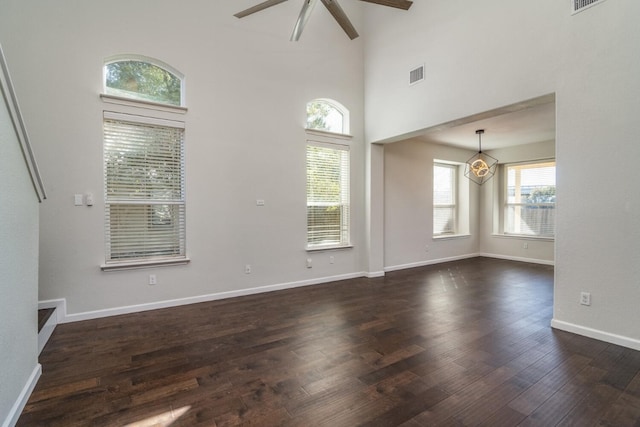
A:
[[409, 65, 424, 85], [573, 0, 606, 13]]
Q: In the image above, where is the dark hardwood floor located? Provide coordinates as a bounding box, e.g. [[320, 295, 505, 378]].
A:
[[19, 257, 640, 426]]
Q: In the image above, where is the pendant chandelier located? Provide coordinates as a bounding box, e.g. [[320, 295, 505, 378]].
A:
[[464, 129, 498, 185]]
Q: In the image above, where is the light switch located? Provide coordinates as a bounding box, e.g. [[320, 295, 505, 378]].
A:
[[74, 194, 84, 206], [85, 193, 94, 206]]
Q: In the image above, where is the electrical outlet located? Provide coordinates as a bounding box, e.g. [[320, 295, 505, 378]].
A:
[[523, 242, 528, 249], [245, 265, 251, 274], [306, 258, 312, 268], [329, 256, 335, 264], [425, 245, 430, 252], [580, 292, 591, 306], [149, 274, 157, 285]]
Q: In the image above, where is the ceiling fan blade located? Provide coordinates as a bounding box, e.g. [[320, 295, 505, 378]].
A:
[[320, 0, 359, 40], [358, 0, 413, 10], [234, 0, 289, 18], [291, 0, 319, 41]]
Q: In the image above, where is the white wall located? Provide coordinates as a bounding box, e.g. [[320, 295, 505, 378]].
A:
[[0, 0, 366, 317], [553, 0, 640, 347], [365, 0, 640, 348], [384, 139, 479, 270], [0, 77, 40, 425], [480, 140, 556, 264]]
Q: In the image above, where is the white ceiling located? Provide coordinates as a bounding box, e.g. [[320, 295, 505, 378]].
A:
[[421, 102, 556, 150], [418, 100, 556, 151]]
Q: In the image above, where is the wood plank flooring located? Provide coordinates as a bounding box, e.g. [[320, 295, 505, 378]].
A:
[[18, 257, 640, 426]]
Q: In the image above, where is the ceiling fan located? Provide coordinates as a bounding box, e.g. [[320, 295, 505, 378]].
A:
[[234, 0, 413, 41]]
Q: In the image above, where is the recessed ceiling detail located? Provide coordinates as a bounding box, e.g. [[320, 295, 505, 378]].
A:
[[234, 0, 413, 41]]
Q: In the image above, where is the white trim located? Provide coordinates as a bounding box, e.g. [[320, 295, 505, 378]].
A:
[[491, 233, 554, 242], [101, 257, 191, 272], [38, 299, 65, 354], [37, 312, 56, 355], [384, 253, 479, 272], [479, 252, 555, 266], [432, 234, 470, 241], [101, 94, 187, 114], [306, 139, 351, 151], [2, 364, 41, 427], [306, 244, 353, 252], [551, 319, 640, 352], [304, 129, 353, 140], [365, 271, 385, 278], [103, 110, 185, 128], [0, 43, 46, 202], [60, 272, 366, 323], [38, 298, 66, 323]]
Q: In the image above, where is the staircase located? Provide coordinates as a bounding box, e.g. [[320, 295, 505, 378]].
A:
[[37, 307, 56, 354]]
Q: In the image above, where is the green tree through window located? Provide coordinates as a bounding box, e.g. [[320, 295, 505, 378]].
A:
[[306, 100, 344, 133], [105, 60, 181, 106]]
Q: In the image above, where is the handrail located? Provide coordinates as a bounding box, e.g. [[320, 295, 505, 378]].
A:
[[0, 43, 46, 202]]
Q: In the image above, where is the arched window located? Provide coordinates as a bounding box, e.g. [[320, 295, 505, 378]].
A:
[[101, 56, 188, 270], [305, 98, 351, 250], [104, 56, 184, 107], [306, 99, 349, 134]]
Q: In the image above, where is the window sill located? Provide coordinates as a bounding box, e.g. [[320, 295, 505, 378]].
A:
[[101, 257, 190, 271], [306, 244, 353, 252], [491, 234, 554, 242], [432, 234, 471, 241]]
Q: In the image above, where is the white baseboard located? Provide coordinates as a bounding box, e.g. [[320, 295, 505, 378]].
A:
[[365, 271, 385, 278], [2, 364, 41, 427], [551, 319, 640, 351], [479, 252, 555, 266], [61, 272, 367, 323], [384, 253, 479, 273]]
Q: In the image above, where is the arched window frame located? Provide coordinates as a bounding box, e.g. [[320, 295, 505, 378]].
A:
[[305, 98, 352, 251], [100, 55, 189, 270], [305, 98, 350, 135], [102, 55, 186, 110]]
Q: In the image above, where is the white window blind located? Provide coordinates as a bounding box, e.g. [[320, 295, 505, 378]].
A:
[[306, 142, 350, 248], [505, 161, 556, 237], [104, 113, 186, 263], [433, 163, 456, 235]]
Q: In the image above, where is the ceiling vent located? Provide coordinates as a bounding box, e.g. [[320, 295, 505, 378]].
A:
[[409, 65, 424, 85], [573, 0, 606, 13]]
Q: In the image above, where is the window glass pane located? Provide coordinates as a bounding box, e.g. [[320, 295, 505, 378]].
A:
[[306, 144, 350, 247], [306, 101, 344, 133], [433, 164, 456, 235], [105, 60, 181, 106], [434, 165, 454, 205], [505, 161, 555, 236]]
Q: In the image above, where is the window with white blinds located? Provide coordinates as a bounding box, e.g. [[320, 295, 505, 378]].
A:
[[103, 112, 186, 264], [306, 141, 350, 248], [433, 163, 457, 235], [505, 161, 556, 237]]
